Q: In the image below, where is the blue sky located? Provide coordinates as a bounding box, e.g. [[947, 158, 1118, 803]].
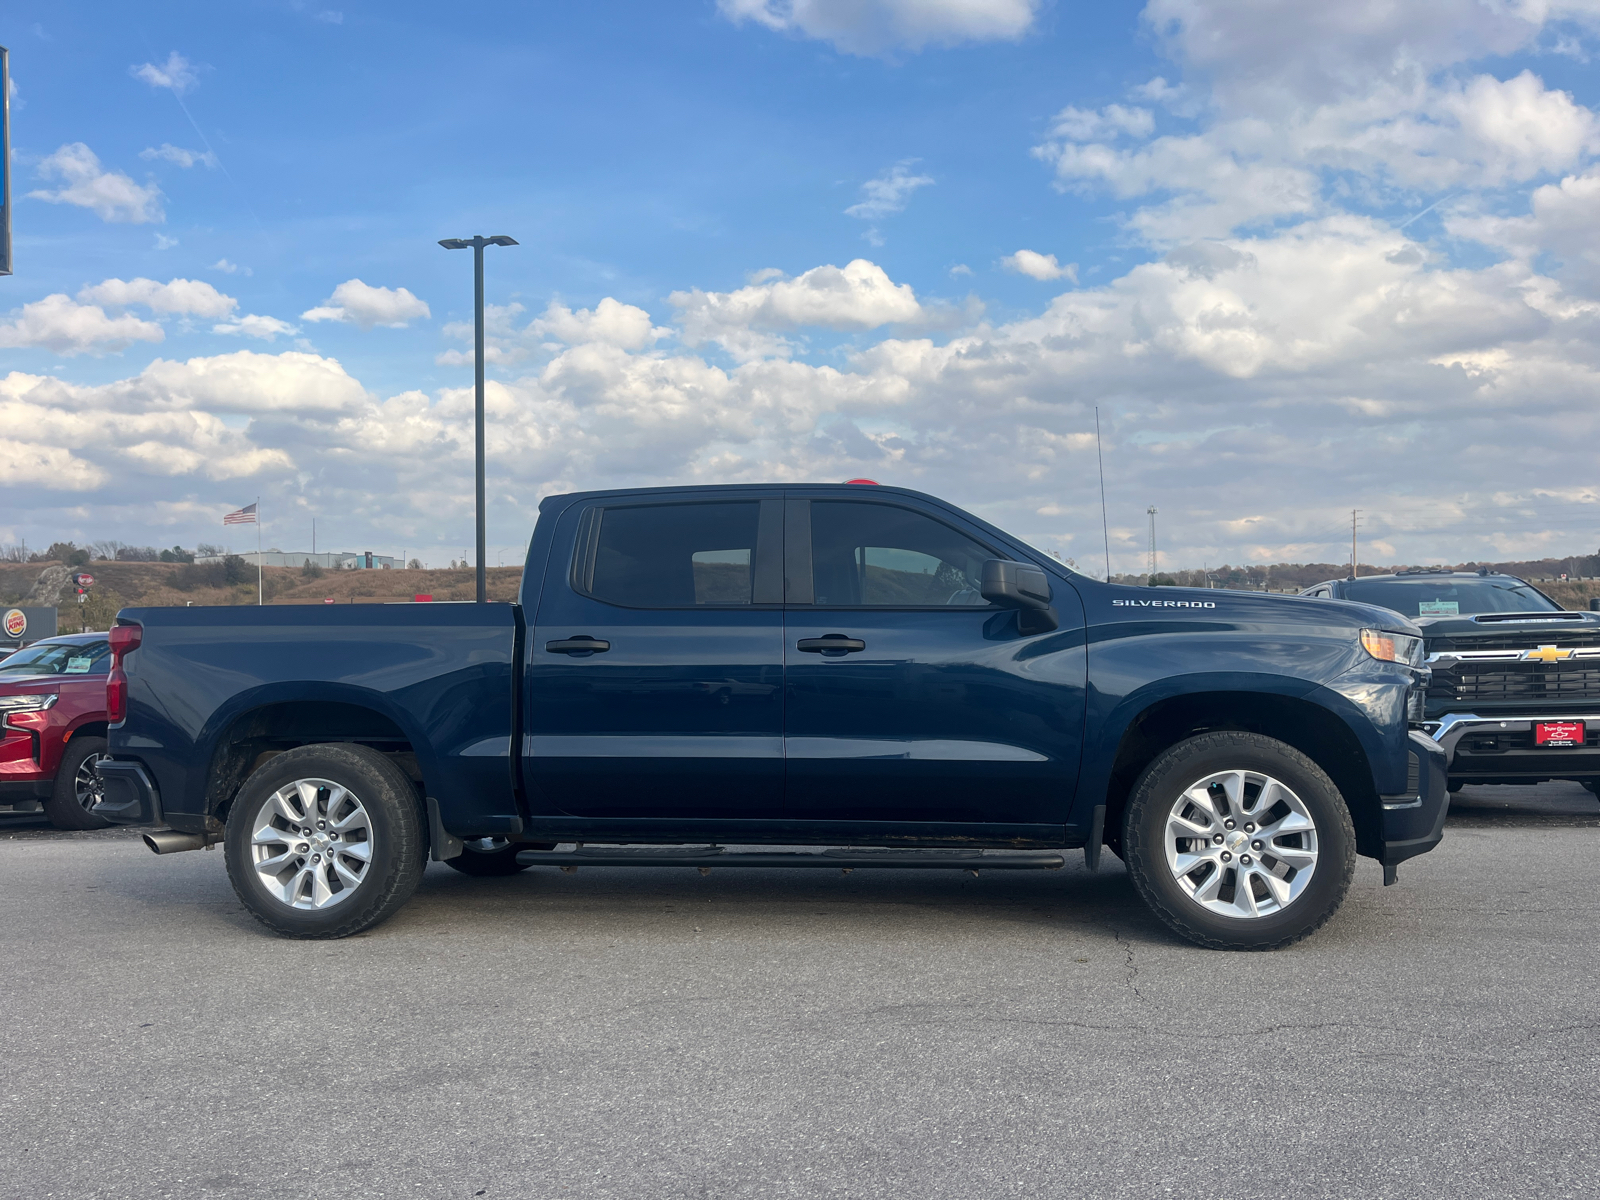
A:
[[4, 1, 1600, 572]]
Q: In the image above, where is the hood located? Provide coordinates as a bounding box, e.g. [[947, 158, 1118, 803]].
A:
[[1102, 585, 1422, 636], [1415, 610, 1600, 643]]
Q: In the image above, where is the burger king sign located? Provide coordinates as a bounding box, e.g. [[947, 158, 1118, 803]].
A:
[[3, 609, 25, 640]]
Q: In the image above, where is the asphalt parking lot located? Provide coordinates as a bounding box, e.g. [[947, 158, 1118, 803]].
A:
[[2, 785, 1597, 1200]]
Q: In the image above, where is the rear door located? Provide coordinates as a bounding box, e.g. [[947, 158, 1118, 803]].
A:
[[523, 493, 785, 819], [782, 495, 1085, 825]]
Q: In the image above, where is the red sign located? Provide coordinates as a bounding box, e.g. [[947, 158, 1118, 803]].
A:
[[324, 598, 335, 605], [414, 594, 433, 603], [74, 573, 94, 587], [1535, 721, 1585, 747]]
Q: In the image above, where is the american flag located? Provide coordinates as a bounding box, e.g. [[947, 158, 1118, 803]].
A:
[[223, 503, 258, 526]]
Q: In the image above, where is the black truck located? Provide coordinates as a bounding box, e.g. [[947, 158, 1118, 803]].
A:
[[93, 483, 1449, 950], [1302, 569, 1600, 793]]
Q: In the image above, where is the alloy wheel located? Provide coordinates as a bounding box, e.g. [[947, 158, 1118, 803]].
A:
[[1163, 769, 1319, 920], [73, 753, 110, 813], [249, 778, 374, 910]]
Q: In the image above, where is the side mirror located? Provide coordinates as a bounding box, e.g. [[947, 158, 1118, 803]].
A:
[[981, 559, 1059, 635]]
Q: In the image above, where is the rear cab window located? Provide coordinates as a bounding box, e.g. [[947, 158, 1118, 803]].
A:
[[576, 500, 775, 608]]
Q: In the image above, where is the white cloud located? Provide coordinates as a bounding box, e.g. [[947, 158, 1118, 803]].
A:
[[213, 315, 299, 342], [717, 0, 1038, 55], [1045, 104, 1154, 142], [670, 259, 923, 360], [211, 259, 251, 276], [846, 160, 935, 219], [315, 10, 344, 23], [302, 279, 431, 329], [0, 295, 164, 356], [131, 51, 200, 96], [1451, 165, 1600, 293], [1002, 250, 1077, 281], [437, 299, 667, 367], [140, 143, 218, 169], [5, 232, 1600, 565], [27, 143, 164, 224], [153, 233, 179, 250], [78, 277, 238, 319]]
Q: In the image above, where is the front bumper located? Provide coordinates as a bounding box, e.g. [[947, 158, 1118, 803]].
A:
[[91, 759, 162, 825], [1377, 731, 1450, 872], [1423, 712, 1600, 781]]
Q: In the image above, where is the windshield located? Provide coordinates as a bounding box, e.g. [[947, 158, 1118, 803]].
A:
[[0, 640, 112, 676], [1342, 577, 1561, 618]]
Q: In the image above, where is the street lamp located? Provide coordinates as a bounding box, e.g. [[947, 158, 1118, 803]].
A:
[[438, 233, 518, 602]]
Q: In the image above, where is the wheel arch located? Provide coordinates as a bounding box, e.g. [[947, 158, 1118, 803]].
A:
[[197, 686, 424, 824], [1100, 690, 1382, 860]]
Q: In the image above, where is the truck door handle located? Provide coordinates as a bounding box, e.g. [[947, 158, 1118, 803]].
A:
[[797, 636, 866, 654], [545, 637, 610, 655]]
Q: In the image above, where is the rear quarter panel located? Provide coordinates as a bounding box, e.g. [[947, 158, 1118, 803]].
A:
[[111, 604, 518, 827]]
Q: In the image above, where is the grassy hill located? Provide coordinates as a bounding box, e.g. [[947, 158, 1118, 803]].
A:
[[0, 560, 526, 632]]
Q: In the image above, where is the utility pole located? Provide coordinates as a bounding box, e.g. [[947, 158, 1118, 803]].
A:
[[1147, 506, 1158, 580], [1351, 509, 1361, 579]]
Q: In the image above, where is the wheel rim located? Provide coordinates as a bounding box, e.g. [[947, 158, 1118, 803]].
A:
[[249, 778, 374, 910], [74, 753, 109, 812], [1163, 769, 1319, 920]]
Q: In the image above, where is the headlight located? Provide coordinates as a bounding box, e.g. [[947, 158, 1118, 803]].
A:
[[0, 694, 59, 713], [1361, 629, 1424, 667]]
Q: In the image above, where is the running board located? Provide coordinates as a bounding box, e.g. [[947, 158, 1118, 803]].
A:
[[514, 845, 1065, 872]]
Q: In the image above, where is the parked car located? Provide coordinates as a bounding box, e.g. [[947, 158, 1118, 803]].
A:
[[93, 483, 1447, 950], [1301, 569, 1600, 793], [0, 633, 114, 829]]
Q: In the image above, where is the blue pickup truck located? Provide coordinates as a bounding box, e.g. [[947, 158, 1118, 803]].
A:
[[93, 483, 1449, 950]]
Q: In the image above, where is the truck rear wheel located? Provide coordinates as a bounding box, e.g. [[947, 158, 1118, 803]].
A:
[[224, 744, 426, 939], [1121, 732, 1356, 951]]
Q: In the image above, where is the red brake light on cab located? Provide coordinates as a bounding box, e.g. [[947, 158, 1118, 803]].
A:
[[844, 478, 880, 485], [106, 621, 143, 725]]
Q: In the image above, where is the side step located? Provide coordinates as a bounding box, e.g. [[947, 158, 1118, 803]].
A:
[[514, 845, 1065, 871]]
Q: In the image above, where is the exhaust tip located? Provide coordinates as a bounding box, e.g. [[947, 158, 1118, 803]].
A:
[[143, 829, 209, 855]]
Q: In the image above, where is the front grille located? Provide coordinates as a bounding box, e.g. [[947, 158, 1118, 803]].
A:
[[1429, 661, 1600, 703]]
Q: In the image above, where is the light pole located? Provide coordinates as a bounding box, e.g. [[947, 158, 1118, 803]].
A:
[[438, 233, 518, 602]]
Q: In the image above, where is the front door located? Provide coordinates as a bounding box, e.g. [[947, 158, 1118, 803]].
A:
[[524, 494, 785, 819], [783, 497, 1085, 826]]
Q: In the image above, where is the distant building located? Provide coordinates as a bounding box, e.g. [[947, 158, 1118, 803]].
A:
[[193, 550, 394, 570]]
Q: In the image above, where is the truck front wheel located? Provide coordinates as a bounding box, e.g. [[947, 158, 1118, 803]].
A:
[[1121, 732, 1356, 951], [224, 744, 426, 939]]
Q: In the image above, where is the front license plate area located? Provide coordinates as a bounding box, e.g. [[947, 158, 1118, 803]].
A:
[[1535, 721, 1585, 747]]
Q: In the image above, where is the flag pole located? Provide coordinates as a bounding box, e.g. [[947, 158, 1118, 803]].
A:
[[257, 496, 263, 606]]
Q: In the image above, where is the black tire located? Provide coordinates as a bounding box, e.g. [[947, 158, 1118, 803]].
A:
[[1447, 779, 1465, 793], [45, 736, 112, 831], [224, 744, 426, 939], [1122, 731, 1357, 952], [444, 837, 535, 876], [1583, 780, 1600, 798]]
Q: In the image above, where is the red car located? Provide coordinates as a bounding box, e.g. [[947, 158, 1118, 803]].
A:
[[0, 633, 114, 829]]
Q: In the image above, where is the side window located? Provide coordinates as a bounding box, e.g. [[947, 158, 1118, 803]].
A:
[[809, 501, 993, 607], [585, 502, 760, 608]]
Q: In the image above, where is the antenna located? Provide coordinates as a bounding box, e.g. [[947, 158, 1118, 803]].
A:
[[1351, 509, 1361, 579], [1147, 506, 1158, 579], [1096, 407, 1111, 580]]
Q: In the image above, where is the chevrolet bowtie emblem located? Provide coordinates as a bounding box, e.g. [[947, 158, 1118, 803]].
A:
[[1524, 645, 1574, 663]]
